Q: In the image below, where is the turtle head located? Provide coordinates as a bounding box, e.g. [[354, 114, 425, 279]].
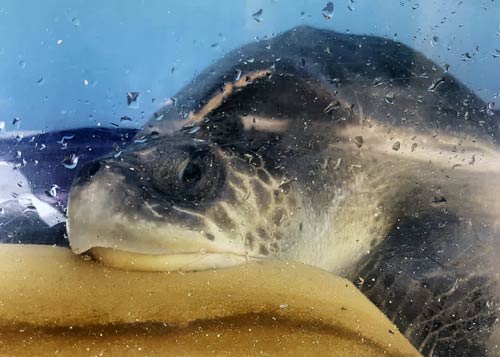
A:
[[67, 116, 301, 272], [67, 65, 350, 271]]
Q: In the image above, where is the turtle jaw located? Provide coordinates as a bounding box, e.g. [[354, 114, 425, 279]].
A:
[[88, 247, 260, 272]]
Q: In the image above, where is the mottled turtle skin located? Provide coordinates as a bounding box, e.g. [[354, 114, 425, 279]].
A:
[[9, 26, 500, 355]]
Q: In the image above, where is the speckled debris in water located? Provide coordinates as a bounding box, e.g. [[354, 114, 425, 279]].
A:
[[322, 2, 334, 20], [392, 141, 401, 151], [62, 154, 79, 169], [127, 92, 139, 106], [252, 8, 263, 22]]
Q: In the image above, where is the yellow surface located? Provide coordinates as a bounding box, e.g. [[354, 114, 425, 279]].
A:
[[0, 244, 420, 356]]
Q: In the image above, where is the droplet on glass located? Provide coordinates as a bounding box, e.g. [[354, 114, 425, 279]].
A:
[[384, 91, 395, 104], [120, 115, 133, 122], [0, 121, 5, 131], [12, 117, 21, 125], [48, 184, 59, 198], [0, 207, 5, 215], [252, 8, 263, 22], [430, 35, 439, 47], [36, 77, 45, 85], [23, 205, 37, 214], [353, 136, 363, 148], [493, 49, 500, 58], [428, 78, 445, 92], [486, 102, 496, 116], [83, 79, 89, 86], [322, 2, 334, 20], [71, 17, 80, 26], [18, 60, 26, 69], [235, 69, 242, 81], [392, 141, 401, 151], [127, 92, 139, 106], [62, 154, 79, 169], [56, 39, 63, 45], [279, 303, 289, 309]]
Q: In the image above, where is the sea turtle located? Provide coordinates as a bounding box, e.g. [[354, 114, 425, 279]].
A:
[[2, 26, 500, 355]]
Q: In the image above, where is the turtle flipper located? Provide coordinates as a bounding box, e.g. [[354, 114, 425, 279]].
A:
[[355, 208, 499, 356]]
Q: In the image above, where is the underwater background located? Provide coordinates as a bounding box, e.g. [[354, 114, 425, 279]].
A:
[[0, 0, 498, 131]]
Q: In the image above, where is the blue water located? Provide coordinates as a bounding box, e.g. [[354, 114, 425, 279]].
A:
[[0, 0, 498, 131]]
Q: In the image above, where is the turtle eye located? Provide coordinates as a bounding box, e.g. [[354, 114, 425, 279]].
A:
[[179, 159, 203, 186]]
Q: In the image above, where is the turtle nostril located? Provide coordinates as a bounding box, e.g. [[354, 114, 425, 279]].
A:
[[86, 161, 102, 177]]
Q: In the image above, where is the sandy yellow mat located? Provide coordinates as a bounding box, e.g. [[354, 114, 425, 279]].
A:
[[0, 244, 419, 356]]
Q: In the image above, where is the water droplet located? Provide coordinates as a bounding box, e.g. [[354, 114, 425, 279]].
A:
[[134, 137, 148, 144], [411, 143, 418, 152], [235, 69, 242, 81], [36, 77, 45, 86], [279, 303, 288, 309], [428, 78, 445, 92], [384, 91, 395, 104], [392, 141, 401, 151], [0, 207, 5, 215], [62, 154, 79, 169], [443, 63, 450, 73], [48, 184, 59, 198], [71, 17, 80, 26], [23, 205, 37, 214], [252, 8, 263, 22], [18, 60, 26, 69], [493, 49, 500, 59], [15, 151, 22, 159], [0, 121, 5, 131], [57, 135, 74, 145], [113, 150, 122, 158], [486, 102, 496, 116], [127, 92, 139, 106], [12, 117, 21, 125], [120, 115, 132, 122], [322, 2, 334, 20], [188, 126, 200, 134], [323, 101, 340, 114], [353, 136, 363, 148], [83, 79, 89, 86], [56, 39, 63, 45], [430, 35, 439, 47], [200, 248, 207, 255]]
